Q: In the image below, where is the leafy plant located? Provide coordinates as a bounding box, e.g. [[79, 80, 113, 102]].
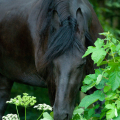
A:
[[34, 104, 52, 120], [4, 93, 52, 120], [79, 32, 120, 119], [6, 93, 37, 120]]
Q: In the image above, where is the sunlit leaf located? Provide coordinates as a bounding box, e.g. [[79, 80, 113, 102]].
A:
[[41, 112, 53, 120], [79, 90, 105, 109]]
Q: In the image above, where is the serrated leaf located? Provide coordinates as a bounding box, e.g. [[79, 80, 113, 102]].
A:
[[94, 38, 104, 48], [91, 48, 106, 66], [82, 46, 95, 58], [106, 109, 115, 119], [106, 104, 115, 109], [79, 90, 105, 109], [105, 103, 118, 119]]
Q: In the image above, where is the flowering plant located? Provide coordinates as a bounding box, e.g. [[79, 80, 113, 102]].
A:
[[2, 114, 19, 120]]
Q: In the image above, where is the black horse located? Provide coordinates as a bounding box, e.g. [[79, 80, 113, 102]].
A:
[[0, 0, 104, 119]]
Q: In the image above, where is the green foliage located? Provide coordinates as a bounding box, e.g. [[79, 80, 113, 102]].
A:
[[79, 90, 105, 109], [6, 93, 37, 107], [89, 0, 120, 40], [5, 83, 50, 120], [4, 93, 52, 120], [80, 32, 120, 119]]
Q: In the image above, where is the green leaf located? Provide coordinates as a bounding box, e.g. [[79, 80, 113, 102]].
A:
[[82, 36, 107, 66], [113, 115, 120, 120], [82, 46, 95, 58], [96, 74, 102, 85], [109, 68, 120, 91], [100, 107, 107, 119], [105, 91, 118, 100], [112, 37, 117, 44], [91, 48, 106, 66], [115, 100, 120, 109], [73, 107, 84, 115], [94, 38, 104, 48], [83, 74, 96, 85], [116, 89, 120, 93], [116, 44, 120, 51], [95, 80, 105, 89], [41, 112, 53, 120], [88, 108, 95, 118], [106, 109, 116, 119], [79, 90, 105, 109], [81, 82, 96, 93], [72, 114, 80, 120], [110, 42, 116, 52], [104, 85, 111, 93], [105, 104, 118, 119], [50, 112, 54, 118], [106, 104, 115, 109]]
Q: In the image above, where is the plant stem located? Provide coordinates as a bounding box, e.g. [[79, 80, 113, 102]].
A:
[[16, 105, 20, 120], [37, 110, 44, 120], [109, 40, 115, 62], [25, 107, 26, 120]]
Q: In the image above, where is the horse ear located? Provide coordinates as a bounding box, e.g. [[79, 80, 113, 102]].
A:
[[76, 8, 94, 47], [76, 8, 84, 33], [76, 8, 86, 45], [51, 10, 60, 30]]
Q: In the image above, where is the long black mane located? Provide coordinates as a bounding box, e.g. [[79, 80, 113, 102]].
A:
[[39, 0, 91, 66], [45, 16, 85, 63]]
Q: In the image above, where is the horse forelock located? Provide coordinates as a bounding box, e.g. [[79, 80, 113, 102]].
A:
[[39, 0, 86, 67], [42, 16, 85, 66]]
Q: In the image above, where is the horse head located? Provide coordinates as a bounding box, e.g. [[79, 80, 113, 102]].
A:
[[41, 0, 95, 119]]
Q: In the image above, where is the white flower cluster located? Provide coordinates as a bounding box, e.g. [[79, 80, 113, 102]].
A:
[[6, 93, 37, 107], [34, 103, 52, 111], [2, 114, 19, 120]]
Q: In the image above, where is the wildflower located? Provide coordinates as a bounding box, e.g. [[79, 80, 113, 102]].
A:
[[6, 93, 37, 107], [2, 114, 19, 120], [34, 103, 52, 111]]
